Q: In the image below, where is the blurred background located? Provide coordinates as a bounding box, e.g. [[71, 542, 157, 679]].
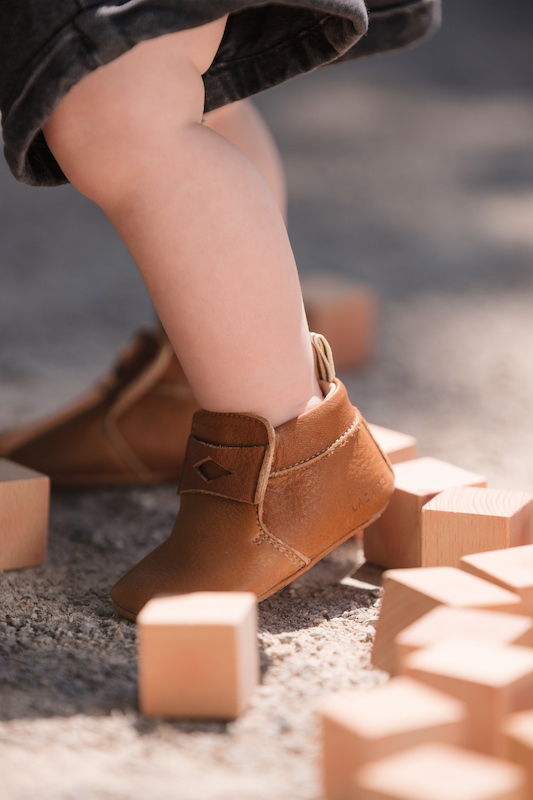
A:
[[1, 0, 533, 488]]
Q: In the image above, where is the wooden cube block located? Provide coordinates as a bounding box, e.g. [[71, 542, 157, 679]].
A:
[[301, 273, 378, 370], [137, 592, 259, 719], [395, 607, 533, 674], [421, 488, 533, 568], [367, 424, 418, 465], [460, 546, 533, 617], [364, 458, 486, 569], [353, 743, 526, 800], [372, 567, 522, 675], [318, 676, 467, 800], [0, 458, 49, 570], [402, 640, 533, 754], [502, 710, 533, 799]]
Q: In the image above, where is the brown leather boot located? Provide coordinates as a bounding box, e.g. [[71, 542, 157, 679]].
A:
[[110, 334, 394, 620], [0, 329, 200, 486]]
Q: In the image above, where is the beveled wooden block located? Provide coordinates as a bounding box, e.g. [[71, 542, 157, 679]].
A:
[[318, 676, 467, 800], [367, 424, 418, 465], [395, 607, 533, 673], [353, 742, 526, 800], [364, 458, 486, 569], [421, 488, 533, 568], [502, 710, 533, 800], [402, 640, 533, 755], [0, 458, 49, 570], [301, 273, 378, 370], [460, 546, 533, 617], [137, 592, 259, 719], [372, 567, 522, 675]]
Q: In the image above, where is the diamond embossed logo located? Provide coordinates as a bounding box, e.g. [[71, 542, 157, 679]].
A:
[[193, 457, 234, 483]]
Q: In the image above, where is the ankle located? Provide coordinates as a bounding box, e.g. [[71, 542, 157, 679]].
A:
[[269, 384, 325, 429]]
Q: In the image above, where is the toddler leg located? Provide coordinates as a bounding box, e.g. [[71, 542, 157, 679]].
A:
[[43, 21, 320, 428]]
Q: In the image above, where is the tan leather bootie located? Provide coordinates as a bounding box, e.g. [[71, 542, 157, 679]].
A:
[[0, 329, 200, 486], [110, 335, 394, 620]]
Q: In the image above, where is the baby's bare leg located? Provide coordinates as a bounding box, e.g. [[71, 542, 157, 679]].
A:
[[43, 23, 321, 428]]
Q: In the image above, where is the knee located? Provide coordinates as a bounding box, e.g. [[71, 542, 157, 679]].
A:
[[43, 96, 189, 210], [43, 67, 202, 209], [42, 22, 227, 208]]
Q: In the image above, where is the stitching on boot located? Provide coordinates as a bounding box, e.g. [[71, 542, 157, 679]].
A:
[[270, 415, 360, 475], [252, 509, 306, 567]]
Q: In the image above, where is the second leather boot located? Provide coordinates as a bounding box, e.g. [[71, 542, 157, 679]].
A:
[[110, 335, 394, 619], [0, 329, 199, 486]]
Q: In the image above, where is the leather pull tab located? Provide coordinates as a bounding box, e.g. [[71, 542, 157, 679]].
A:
[[310, 332, 336, 383]]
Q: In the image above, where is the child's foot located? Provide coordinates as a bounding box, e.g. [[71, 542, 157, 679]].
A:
[[0, 329, 199, 486], [110, 335, 394, 619]]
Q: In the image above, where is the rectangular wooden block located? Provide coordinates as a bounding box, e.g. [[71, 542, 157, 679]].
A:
[[395, 607, 533, 672], [367, 424, 418, 465], [318, 676, 467, 800], [0, 458, 49, 570], [402, 640, 533, 755], [372, 567, 522, 675], [137, 591, 259, 719], [364, 458, 486, 569], [502, 710, 533, 800], [460, 546, 533, 617], [301, 273, 378, 371], [421, 487, 533, 568], [353, 743, 526, 800]]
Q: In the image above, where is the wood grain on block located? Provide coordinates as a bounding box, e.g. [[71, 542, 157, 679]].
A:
[[318, 677, 467, 800], [421, 488, 533, 568], [367, 424, 418, 465], [460, 546, 533, 616], [301, 273, 377, 371], [353, 742, 526, 800], [137, 592, 259, 719], [395, 607, 533, 672], [502, 710, 533, 800], [364, 458, 486, 569], [402, 640, 533, 755], [372, 567, 522, 675], [0, 458, 49, 571]]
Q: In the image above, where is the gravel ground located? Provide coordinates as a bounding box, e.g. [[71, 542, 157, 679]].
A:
[[2, 2, 533, 797]]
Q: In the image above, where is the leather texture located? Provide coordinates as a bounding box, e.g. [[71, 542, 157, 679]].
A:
[[0, 329, 200, 486], [111, 344, 394, 620]]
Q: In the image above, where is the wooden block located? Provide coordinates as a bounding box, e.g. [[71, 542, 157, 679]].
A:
[[318, 676, 467, 800], [301, 273, 378, 370], [364, 457, 486, 569], [502, 710, 533, 799], [367, 424, 418, 465], [460, 546, 533, 617], [372, 567, 522, 675], [395, 607, 533, 674], [402, 640, 533, 754], [353, 742, 526, 800], [137, 592, 259, 719], [421, 488, 533, 568], [0, 458, 49, 570]]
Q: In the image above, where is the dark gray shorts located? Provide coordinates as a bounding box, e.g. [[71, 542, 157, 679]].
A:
[[0, 0, 440, 187]]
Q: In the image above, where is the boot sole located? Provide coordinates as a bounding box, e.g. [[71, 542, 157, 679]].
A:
[[111, 500, 390, 622]]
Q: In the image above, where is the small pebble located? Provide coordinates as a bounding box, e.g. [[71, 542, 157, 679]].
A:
[[278, 633, 294, 644]]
